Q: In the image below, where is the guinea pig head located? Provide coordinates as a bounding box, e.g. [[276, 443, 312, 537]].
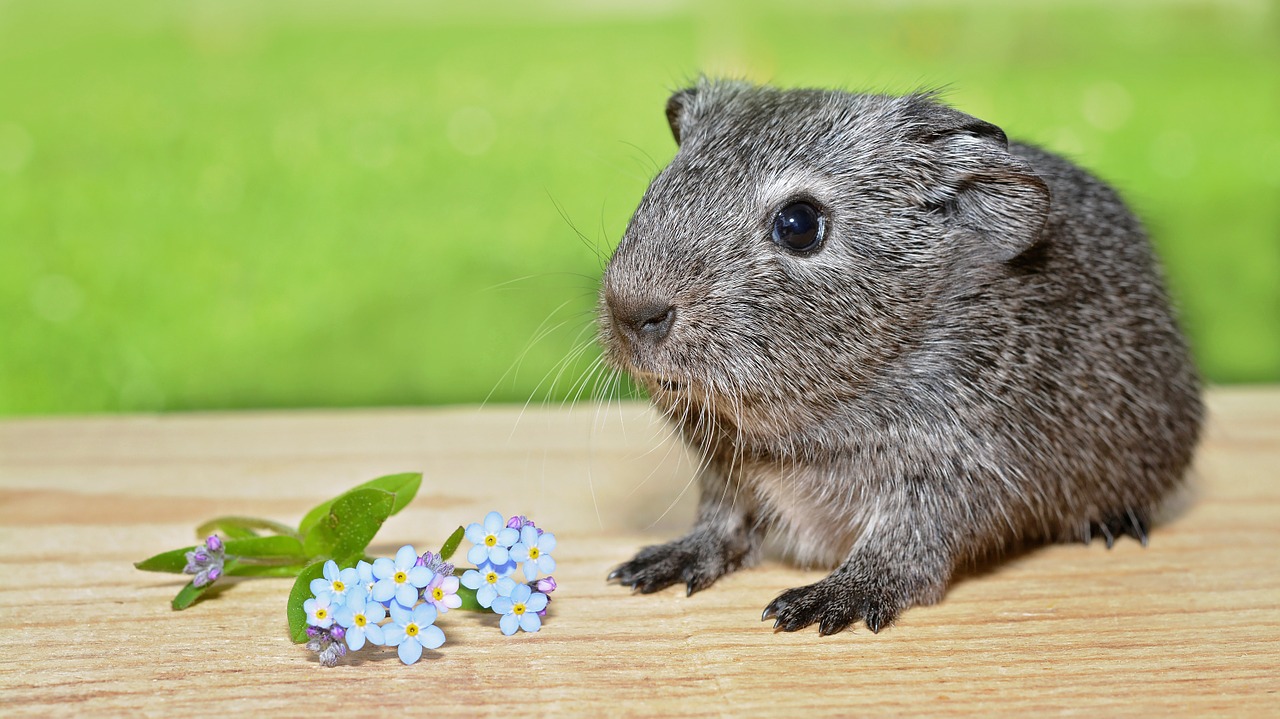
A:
[[599, 80, 1049, 441]]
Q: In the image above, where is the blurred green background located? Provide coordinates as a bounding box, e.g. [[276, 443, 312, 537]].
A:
[[1, 0, 1277, 416]]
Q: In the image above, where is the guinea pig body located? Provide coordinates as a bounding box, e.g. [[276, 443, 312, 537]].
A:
[[601, 80, 1202, 635]]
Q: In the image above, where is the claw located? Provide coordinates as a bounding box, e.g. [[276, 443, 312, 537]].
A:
[[761, 605, 777, 621]]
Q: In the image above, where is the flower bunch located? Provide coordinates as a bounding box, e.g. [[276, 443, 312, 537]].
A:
[[302, 511, 558, 665]]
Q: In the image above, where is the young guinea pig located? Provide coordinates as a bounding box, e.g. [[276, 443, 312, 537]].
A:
[[599, 79, 1202, 635]]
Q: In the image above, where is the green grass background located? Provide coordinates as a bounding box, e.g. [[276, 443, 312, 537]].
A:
[[1, 0, 1277, 415]]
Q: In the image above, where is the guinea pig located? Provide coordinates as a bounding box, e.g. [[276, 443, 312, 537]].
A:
[[599, 79, 1202, 635]]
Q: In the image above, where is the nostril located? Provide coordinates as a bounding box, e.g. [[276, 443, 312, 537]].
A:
[[639, 305, 675, 336], [611, 298, 676, 343]]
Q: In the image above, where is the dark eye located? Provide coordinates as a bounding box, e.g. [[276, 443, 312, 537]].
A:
[[771, 201, 825, 253]]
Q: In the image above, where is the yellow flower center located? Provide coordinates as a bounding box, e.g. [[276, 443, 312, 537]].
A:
[[354, 614, 367, 627], [484, 534, 498, 547], [432, 587, 445, 601], [513, 603, 526, 616], [405, 623, 419, 637], [315, 608, 328, 620], [332, 580, 345, 592], [485, 571, 498, 585], [528, 547, 540, 559], [394, 571, 407, 584]]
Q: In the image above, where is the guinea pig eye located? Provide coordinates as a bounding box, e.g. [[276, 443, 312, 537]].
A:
[[771, 201, 825, 253]]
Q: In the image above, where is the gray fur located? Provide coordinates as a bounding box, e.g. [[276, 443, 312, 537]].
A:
[[600, 79, 1202, 635]]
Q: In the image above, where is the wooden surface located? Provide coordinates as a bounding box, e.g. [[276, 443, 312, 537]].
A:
[[1, 387, 1277, 717]]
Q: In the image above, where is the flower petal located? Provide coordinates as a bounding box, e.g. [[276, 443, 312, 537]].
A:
[[364, 623, 385, 646], [395, 545, 418, 569], [492, 596, 514, 614], [510, 583, 532, 604], [407, 566, 433, 588], [467, 545, 488, 566], [365, 603, 386, 623], [394, 583, 418, 609], [483, 511, 504, 534], [519, 611, 542, 633], [500, 612, 519, 636], [477, 584, 496, 608], [490, 546, 511, 565], [323, 560, 339, 582], [460, 569, 483, 590], [418, 624, 446, 650], [510, 544, 530, 563], [339, 567, 360, 585], [384, 624, 405, 646], [372, 557, 396, 580], [522, 561, 537, 581], [526, 592, 548, 613], [398, 638, 423, 665], [464, 523, 486, 545], [346, 627, 366, 651], [443, 594, 462, 609], [371, 579, 396, 603], [496, 528, 520, 547], [334, 607, 356, 627], [520, 525, 539, 547], [441, 576, 460, 593], [388, 601, 412, 626], [537, 555, 557, 575], [495, 577, 517, 597], [412, 603, 438, 627], [310, 578, 331, 596], [539, 532, 556, 553]]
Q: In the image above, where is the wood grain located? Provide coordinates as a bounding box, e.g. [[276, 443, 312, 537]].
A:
[[1, 387, 1276, 717]]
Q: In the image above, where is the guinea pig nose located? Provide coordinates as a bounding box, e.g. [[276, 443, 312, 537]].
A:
[[612, 298, 676, 343]]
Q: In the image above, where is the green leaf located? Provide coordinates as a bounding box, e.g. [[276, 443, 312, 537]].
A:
[[455, 584, 484, 612], [172, 581, 210, 610], [287, 559, 329, 643], [301, 488, 396, 560], [439, 525, 465, 561], [197, 516, 301, 540], [225, 563, 307, 578], [135, 546, 196, 574], [223, 535, 307, 560], [297, 472, 421, 535]]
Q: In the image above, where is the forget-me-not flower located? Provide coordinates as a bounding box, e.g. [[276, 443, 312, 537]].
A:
[[510, 525, 557, 581], [334, 593, 386, 651], [491, 583, 548, 635], [460, 567, 516, 608], [372, 545, 433, 608], [465, 511, 520, 568], [310, 560, 359, 604], [384, 601, 446, 665], [304, 593, 335, 629], [423, 572, 462, 613]]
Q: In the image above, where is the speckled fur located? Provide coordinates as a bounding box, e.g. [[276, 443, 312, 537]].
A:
[[600, 80, 1202, 635]]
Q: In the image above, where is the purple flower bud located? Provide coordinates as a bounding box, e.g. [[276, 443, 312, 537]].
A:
[[191, 548, 209, 563], [306, 626, 323, 639], [536, 576, 557, 594], [205, 535, 223, 553], [207, 566, 222, 582], [329, 625, 345, 641], [506, 515, 536, 530]]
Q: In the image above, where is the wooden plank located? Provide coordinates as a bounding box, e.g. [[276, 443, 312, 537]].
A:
[[0, 387, 1276, 716]]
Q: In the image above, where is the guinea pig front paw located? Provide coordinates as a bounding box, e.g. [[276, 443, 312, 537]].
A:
[[762, 575, 902, 636], [607, 532, 743, 596]]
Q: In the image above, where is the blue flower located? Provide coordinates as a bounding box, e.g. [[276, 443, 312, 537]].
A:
[[460, 567, 517, 608], [334, 593, 386, 651], [510, 525, 557, 581], [383, 602, 446, 665], [491, 583, 548, 635], [304, 593, 335, 629], [372, 545, 433, 608], [355, 560, 377, 602], [465, 511, 520, 568], [310, 560, 360, 604]]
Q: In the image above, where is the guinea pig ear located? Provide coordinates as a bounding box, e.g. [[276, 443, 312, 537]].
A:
[[918, 112, 1051, 262], [665, 87, 697, 145]]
